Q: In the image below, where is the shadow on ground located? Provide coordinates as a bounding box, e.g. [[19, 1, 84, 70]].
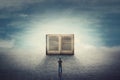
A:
[[0, 50, 120, 80]]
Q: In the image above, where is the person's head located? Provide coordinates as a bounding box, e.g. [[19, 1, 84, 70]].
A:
[[59, 58, 61, 61]]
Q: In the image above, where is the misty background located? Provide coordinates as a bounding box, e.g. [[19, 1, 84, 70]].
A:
[[0, 0, 120, 80]]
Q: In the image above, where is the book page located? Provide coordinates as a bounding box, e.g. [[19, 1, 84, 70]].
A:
[[61, 36, 72, 51], [46, 34, 74, 55], [49, 36, 59, 51]]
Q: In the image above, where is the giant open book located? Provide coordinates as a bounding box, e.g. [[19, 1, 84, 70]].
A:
[[46, 34, 74, 55]]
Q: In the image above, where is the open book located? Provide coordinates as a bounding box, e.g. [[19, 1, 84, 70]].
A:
[[46, 34, 74, 55]]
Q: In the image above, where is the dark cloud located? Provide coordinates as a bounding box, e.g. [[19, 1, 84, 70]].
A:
[[0, 0, 120, 48], [0, 0, 120, 12]]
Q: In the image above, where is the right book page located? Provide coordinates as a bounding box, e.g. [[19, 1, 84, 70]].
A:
[[61, 34, 74, 54]]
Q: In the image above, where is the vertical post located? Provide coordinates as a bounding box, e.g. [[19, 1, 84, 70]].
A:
[[58, 58, 62, 80]]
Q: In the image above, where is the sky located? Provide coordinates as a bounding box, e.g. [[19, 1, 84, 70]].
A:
[[0, 0, 120, 72], [0, 0, 120, 49]]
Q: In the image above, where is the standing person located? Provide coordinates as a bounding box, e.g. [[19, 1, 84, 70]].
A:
[[58, 58, 62, 80]]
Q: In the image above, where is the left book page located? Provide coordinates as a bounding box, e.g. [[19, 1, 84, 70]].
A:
[[49, 36, 59, 51], [46, 35, 60, 54]]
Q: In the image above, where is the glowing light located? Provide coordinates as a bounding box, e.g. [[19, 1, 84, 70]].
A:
[[10, 13, 106, 70]]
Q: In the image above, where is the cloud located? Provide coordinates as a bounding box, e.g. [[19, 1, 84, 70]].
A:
[[0, 43, 120, 70], [3, 10, 105, 49], [0, 0, 119, 13], [64, 0, 120, 13], [0, 14, 10, 19], [0, 0, 120, 71], [64, 0, 120, 5], [0, 0, 44, 10], [19, 14, 28, 18], [0, 39, 14, 48]]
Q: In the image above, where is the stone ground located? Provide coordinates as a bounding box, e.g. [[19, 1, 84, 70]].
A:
[[0, 49, 120, 80]]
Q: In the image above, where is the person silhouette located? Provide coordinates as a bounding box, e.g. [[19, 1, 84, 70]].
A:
[[58, 58, 62, 80]]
